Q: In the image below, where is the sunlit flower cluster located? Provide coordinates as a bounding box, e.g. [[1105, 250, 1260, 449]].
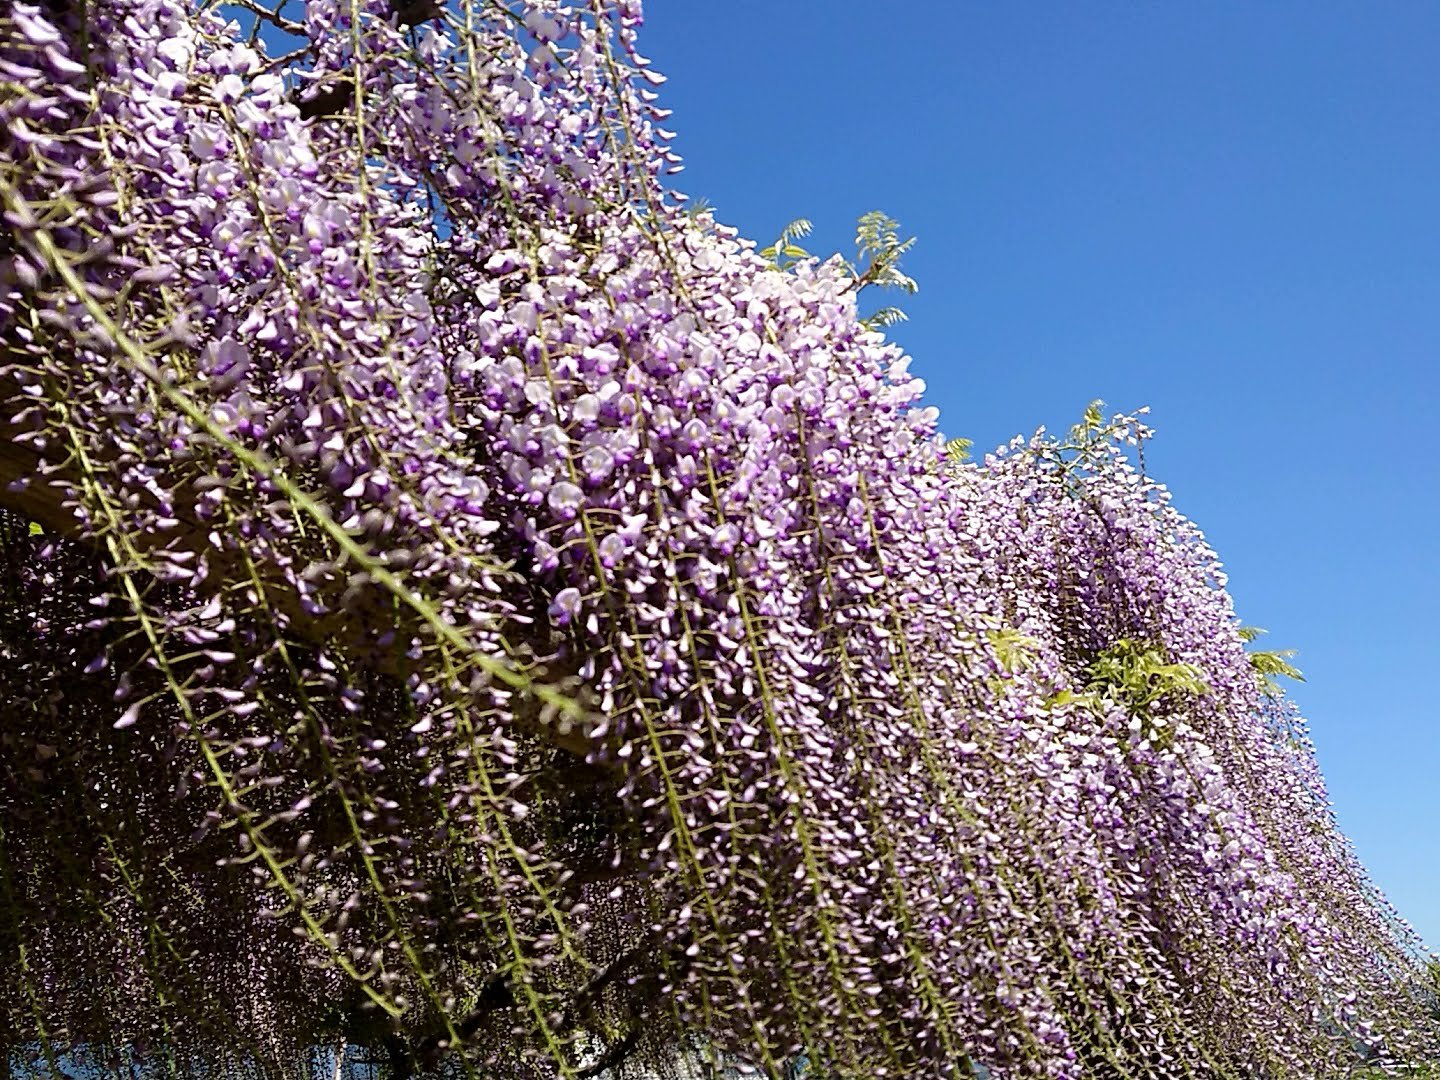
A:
[[2, 1, 1436, 1078]]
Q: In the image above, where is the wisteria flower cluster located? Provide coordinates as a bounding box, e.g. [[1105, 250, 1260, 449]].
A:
[[2, 1, 1437, 1078]]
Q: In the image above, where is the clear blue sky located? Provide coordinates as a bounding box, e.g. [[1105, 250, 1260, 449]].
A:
[[639, 2, 1440, 949]]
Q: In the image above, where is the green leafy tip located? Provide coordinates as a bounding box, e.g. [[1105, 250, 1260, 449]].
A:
[[1084, 639, 1211, 748], [760, 217, 814, 268], [1238, 627, 1305, 695], [1068, 399, 1107, 445], [945, 437, 974, 464]]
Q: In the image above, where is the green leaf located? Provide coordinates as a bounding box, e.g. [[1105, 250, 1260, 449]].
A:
[[682, 196, 714, 220], [763, 217, 815, 269], [1083, 639, 1210, 747], [28, 521, 43, 536], [945, 437, 973, 463], [1064, 399, 1110, 446], [782, 217, 813, 242], [1249, 648, 1305, 694], [861, 306, 909, 331], [852, 211, 919, 298], [1237, 625, 1304, 694], [987, 626, 1039, 676]]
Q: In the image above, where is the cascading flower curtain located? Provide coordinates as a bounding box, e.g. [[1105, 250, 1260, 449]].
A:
[[1, 1, 1437, 1077]]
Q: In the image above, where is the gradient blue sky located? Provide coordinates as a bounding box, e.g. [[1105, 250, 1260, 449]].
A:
[[639, 3, 1440, 948]]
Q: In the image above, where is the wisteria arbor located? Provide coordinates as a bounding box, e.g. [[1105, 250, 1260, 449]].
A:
[[1, 1, 1437, 1078]]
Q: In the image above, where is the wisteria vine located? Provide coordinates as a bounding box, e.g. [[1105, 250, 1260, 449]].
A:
[[1, 1, 1437, 1078]]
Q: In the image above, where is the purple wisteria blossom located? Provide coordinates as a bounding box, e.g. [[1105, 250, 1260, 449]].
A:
[[1, 1, 1436, 1078]]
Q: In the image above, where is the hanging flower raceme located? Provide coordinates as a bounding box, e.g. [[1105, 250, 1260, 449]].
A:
[[2, 1, 1437, 1078]]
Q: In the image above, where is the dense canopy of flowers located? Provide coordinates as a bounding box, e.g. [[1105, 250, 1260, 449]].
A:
[[2, 1, 1437, 1077]]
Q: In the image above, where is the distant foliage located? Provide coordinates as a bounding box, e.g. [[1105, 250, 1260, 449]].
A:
[[1, 1, 1437, 1079]]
